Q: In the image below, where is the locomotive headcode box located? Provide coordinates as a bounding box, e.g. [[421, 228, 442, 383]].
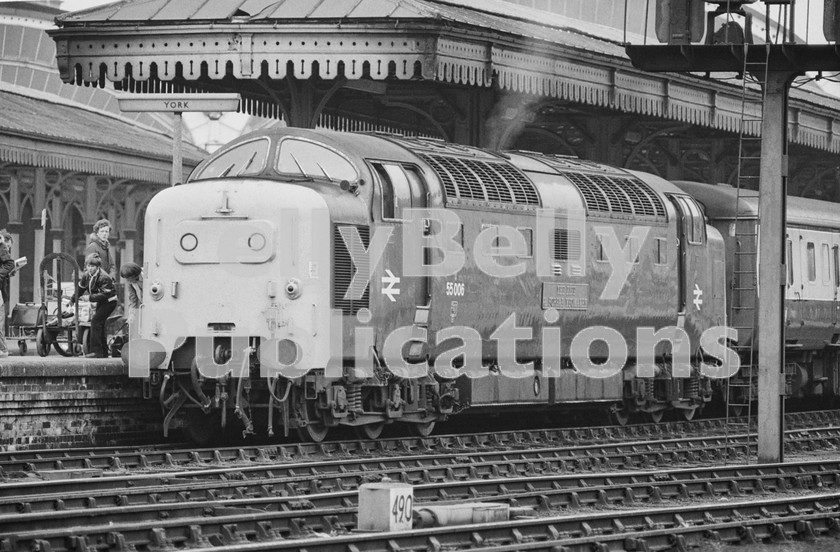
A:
[[357, 481, 414, 532]]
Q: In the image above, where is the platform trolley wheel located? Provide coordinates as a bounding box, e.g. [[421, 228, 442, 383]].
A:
[[409, 421, 436, 438], [17, 340, 27, 356], [53, 337, 75, 357], [81, 328, 90, 355], [72, 342, 84, 356], [35, 329, 49, 357], [354, 422, 386, 440]]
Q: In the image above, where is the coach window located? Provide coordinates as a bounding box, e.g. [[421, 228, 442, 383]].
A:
[[787, 239, 794, 286], [834, 246, 840, 289], [276, 139, 358, 183], [807, 242, 816, 282], [372, 163, 412, 219], [195, 138, 269, 179], [823, 243, 832, 285]]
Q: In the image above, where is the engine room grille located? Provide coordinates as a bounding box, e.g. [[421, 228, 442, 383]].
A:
[[333, 224, 370, 315], [554, 229, 582, 261], [419, 154, 540, 206], [558, 172, 667, 221]]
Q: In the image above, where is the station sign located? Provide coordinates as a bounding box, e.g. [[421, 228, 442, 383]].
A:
[[118, 93, 241, 113]]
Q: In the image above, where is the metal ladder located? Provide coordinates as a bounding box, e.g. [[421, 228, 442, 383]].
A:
[[723, 43, 770, 464]]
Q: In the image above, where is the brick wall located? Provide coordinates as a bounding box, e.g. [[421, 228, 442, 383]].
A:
[[0, 359, 163, 450]]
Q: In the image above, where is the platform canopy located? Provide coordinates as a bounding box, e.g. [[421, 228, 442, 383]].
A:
[[47, 0, 698, 131], [47, 0, 840, 153]]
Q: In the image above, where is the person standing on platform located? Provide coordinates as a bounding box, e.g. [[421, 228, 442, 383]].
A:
[[72, 253, 117, 358], [85, 219, 116, 280], [119, 262, 143, 339], [0, 231, 14, 358]]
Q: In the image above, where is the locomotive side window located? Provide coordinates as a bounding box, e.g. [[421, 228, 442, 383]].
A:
[[655, 238, 667, 265], [625, 235, 640, 264], [519, 228, 533, 257], [195, 138, 270, 180], [807, 242, 816, 282], [276, 139, 358, 182]]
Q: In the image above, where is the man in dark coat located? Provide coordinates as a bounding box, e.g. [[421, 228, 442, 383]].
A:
[[85, 219, 115, 279], [71, 253, 117, 358], [0, 231, 15, 357]]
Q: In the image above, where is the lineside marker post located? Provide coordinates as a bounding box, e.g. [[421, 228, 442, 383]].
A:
[[357, 480, 414, 532]]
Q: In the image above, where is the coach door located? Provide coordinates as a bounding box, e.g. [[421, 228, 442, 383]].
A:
[[371, 162, 431, 350]]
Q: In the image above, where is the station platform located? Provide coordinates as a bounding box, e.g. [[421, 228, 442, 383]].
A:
[[0, 352, 163, 450]]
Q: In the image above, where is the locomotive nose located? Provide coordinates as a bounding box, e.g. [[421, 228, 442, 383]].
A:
[[139, 180, 333, 369]]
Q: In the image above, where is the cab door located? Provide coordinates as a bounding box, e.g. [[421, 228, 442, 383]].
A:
[[370, 162, 430, 356], [666, 194, 711, 336]]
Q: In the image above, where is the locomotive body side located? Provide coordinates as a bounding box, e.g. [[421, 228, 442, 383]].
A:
[[136, 128, 735, 442]]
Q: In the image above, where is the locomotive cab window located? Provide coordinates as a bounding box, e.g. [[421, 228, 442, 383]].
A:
[[194, 138, 270, 180], [276, 138, 358, 183]]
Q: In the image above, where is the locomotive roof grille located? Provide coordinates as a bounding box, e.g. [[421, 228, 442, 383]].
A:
[[419, 153, 541, 206], [558, 171, 666, 220]]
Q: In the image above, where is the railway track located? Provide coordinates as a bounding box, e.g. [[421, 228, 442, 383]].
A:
[[3, 456, 840, 550], [1, 423, 839, 508], [2, 410, 839, 551], [2, 409, 838, 477]]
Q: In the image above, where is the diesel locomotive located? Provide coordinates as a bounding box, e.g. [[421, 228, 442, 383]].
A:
[[128, 127, 837, 443]]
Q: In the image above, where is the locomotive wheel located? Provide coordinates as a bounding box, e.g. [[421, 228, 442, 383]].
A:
[[648, 410, 665, 424], [682, 407, 698, 421], [612, 409, 630, 426], [35, 329, 49, 357], [355, 422, 385, 440], [409, 421, 436, 438], [184, 411, 221, 446], [296, 400, 328, 443], [298, 420, 329, 443]]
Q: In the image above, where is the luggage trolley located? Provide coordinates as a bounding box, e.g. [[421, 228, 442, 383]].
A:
[[7, 303, 45, 355], [35, 252, 84, 357]]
